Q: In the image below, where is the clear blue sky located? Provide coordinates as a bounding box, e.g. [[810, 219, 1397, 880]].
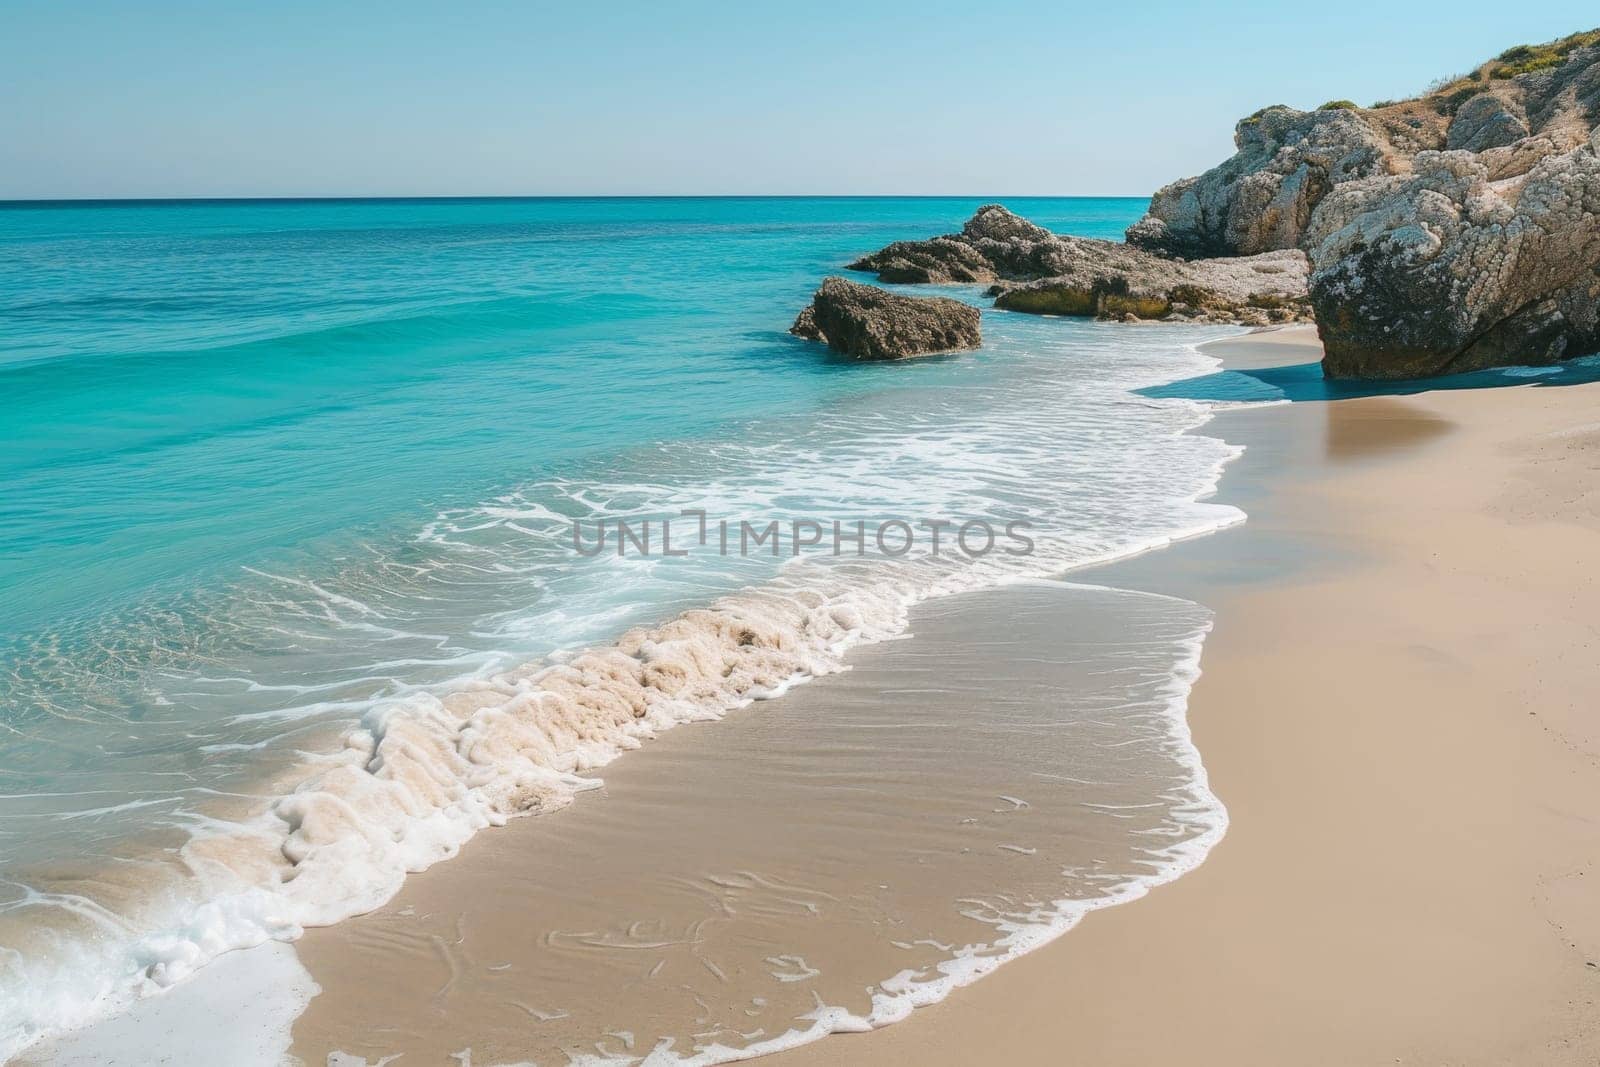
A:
[[2, 1, 1594, 199]]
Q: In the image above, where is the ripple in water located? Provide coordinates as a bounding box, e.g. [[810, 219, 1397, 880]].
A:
[[1, 313, 1251, 1059]]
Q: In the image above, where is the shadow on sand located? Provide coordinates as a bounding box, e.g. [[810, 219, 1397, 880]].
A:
[[1142, 353, 1600, 406]]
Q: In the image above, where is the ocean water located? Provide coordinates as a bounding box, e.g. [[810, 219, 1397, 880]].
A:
[[0, 196, 1249, 1060]]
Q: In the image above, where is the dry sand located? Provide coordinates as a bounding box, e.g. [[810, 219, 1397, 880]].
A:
[[776, 327, 1600, 1065]]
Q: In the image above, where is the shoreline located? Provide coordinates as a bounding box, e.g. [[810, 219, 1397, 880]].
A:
[[279, 578, 1232, 1065], [271, 326, 1253, 1063], [774, 326, 1600, 1064], [13, 319, 1247, 1065], [25, 325, 1600, 1065]]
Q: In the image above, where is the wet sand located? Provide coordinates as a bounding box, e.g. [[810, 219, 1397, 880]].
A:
[[101, 323, 1600, 1066], [776, 327, 1600, 1064], [286, 579, 1225, 1064]]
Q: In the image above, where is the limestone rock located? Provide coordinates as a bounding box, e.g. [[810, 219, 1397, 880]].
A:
[[991, 247, 1311, 325], [1305, 144, 1600, 378], [846, 238, 996, 284], [1126, 33, 1600, 377], [1126, 106, 1395, 257], [832, 33, 1600, 378], [1446, 94, 1530, 151]]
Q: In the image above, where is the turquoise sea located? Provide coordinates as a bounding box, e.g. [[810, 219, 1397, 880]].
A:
[[0, 197, 1251, 1058]]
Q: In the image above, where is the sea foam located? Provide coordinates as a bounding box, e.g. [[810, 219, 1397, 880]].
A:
[[2, 317, 1253, 1061]]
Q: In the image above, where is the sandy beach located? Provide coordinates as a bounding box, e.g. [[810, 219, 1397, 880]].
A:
[[25, 326, 1600, 1067], [13, 13, 1600, 1063], [776, 327, 1600, 1065], [266, 325, 1600, 1065]]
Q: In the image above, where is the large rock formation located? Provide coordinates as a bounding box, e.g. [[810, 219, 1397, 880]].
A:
[[1305, 139, 1600, 377], [1127, 30, 1600, 378], [1125, 106, 1395, 259], [810, 30, 1600, 378], [791, 276, 981, 360], [851, 204, 1312, 326]]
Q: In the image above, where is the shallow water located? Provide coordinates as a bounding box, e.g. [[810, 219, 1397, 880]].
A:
[[286, 580, 1223, 1064], [0, 197, 1255, 1058]]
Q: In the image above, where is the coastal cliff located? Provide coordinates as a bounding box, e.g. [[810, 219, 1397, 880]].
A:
[[833, 28, 1600, 380], [1130, 29, 1600, 378]]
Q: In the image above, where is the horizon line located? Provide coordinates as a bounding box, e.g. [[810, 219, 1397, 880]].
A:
[[0, 193, 1155, 207]]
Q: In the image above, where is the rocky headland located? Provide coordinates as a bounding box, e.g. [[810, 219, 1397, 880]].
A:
[[1130, 28, 1600, 378], [828, 28, 1600, 380], [791, 276, 981, 360]]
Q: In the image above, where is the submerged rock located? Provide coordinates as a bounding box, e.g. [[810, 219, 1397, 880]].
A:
[[853, 205, 1313, 326], [791, 277, 981, 360]]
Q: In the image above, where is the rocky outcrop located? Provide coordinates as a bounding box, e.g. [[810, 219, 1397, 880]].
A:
[[848, 205, 1071, 283], [1125, 31, 1600, 378], [852, 205, 1313, 326], [1445, 94, 1530, 151], [820, 31, 1600, 378], [990, 247, 1310, 325], [1126, 106, 1396, 258], [1304, 141, 1600, 377], [791, 276, 981, 360], [848, 237, 997, 284]]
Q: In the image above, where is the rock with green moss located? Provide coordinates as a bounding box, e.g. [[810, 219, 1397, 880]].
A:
[[841, 27, 1600, 379], [850, 205, 1312, 327], [1126, 30, 1599, 263], [990, 245, 1312, 326], [1489, 29, 1600, 78]]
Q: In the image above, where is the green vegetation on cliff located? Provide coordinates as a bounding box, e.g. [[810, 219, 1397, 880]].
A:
[[1490, 29, 1600, 79]]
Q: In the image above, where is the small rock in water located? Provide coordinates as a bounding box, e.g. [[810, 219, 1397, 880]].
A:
[[790, 276, 981, 361]]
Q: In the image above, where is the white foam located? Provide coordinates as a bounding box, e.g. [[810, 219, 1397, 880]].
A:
[[25, 941, 317, 1067], [1, 323, 1257, 1061], [634, 587, 1225, 1066]]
